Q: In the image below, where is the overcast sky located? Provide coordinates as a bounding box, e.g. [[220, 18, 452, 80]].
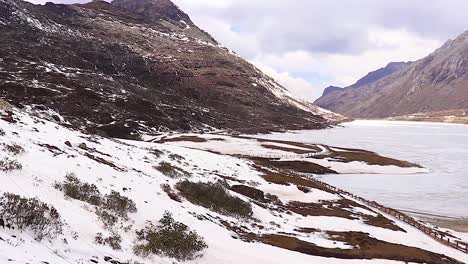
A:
[[26, 0, 468, 101]]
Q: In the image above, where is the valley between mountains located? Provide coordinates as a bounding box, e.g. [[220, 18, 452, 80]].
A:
[[1, 0, 468, 263]]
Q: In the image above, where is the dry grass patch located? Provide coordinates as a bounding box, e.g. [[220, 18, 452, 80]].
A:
[[363, 214, 405, 232], [257, 232, 461, 264], [327, 147, 422, 168], [260, 169, 335, 194], [251, 158, 337, 174], [288, 199, 403, 232], [288, 201, 357, 220], [157, 136, 208, 143], [261, 144, 316, 154]]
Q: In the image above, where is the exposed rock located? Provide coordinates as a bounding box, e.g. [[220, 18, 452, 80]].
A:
[[78, 143, 88, 150]]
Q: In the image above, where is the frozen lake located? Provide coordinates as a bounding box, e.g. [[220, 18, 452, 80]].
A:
[[258, 120, 468, 218]]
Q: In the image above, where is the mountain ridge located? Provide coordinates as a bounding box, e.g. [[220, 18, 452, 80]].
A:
[[316, 61, 411, 98], [313, 31, 468, 118]]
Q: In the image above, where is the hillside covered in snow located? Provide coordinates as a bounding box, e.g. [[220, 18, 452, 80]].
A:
[[1, 101, 467, 264]]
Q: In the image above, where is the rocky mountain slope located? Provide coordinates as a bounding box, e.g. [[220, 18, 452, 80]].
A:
[[0, 0, 340, 140], [1, 101, 467, 264], [318, 62, 411, 98], [314, 31, 468, 118]]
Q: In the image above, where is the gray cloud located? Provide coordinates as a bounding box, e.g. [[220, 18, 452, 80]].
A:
[[174, 0, 468, 57]]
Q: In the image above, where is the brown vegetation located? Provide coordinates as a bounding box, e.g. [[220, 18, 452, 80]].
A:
[[259, 170, 335, 194], [251, 158, 337, 174], [260, 144, 316, 154], [156, 136, 208, 143], [257, 232, 461, 264], [230, 185, 267, 203], [326, 147, 422, 168]]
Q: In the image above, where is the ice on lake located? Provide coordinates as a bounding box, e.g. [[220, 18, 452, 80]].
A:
[[258, 120, 468, 218]]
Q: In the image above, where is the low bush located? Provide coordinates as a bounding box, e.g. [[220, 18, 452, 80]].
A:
[[55, 174, 137, 229], [134, 211, 207, 261], [155, 162, 189, 179], [150, 148, 164, 159], [96, 207, 119, 228], [4, 143, 25, 156], [168, 153, 184, 162], [161, 184, 182, 202], [0, 157, 22, 172], [55, 173, 102, 206], [176, 180, 253, 218], [102, 191, 137, 218], [95, 232, 122, 250], [0, 193, 63, 240], [0, 128, 5, 136]]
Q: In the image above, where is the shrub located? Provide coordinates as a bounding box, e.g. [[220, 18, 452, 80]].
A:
[[4, 143, 25, 156], [134, 211, 207, 261], [95, 232, 122, 250], [150, 148, 164, 159], [55, 175, 137, 229], [161, 184, 181, 202], [155, 162, 189, 179], [176, 181, 253, 218], [56, 173, 102, 206], [96, 207, 119, 228], [102, 191, 137, 218], [0, 157, 22, 172], [168, 153, 184, 162], [0, 128, 5, 136], [0, 193, 63, 240]]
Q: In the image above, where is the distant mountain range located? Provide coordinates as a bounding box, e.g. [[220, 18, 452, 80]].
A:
[[314, 31, 468, 119], [320, 61, 411, 97]]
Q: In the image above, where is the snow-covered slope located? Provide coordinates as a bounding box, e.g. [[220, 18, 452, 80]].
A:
[[0, 105, 466, 264]]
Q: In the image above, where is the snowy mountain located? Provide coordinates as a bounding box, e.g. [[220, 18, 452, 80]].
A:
[[0, 0, 342, 139], [1, 99, 467, 264]]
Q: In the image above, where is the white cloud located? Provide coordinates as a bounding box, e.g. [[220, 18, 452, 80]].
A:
[[252, 61, 326, 102], [250, 27, 441, 99]]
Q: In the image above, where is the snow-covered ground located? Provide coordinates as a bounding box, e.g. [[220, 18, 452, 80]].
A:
[[152, 133, 427, 175], [258, 120, 468, 219], [1, 110, 467, 264]]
